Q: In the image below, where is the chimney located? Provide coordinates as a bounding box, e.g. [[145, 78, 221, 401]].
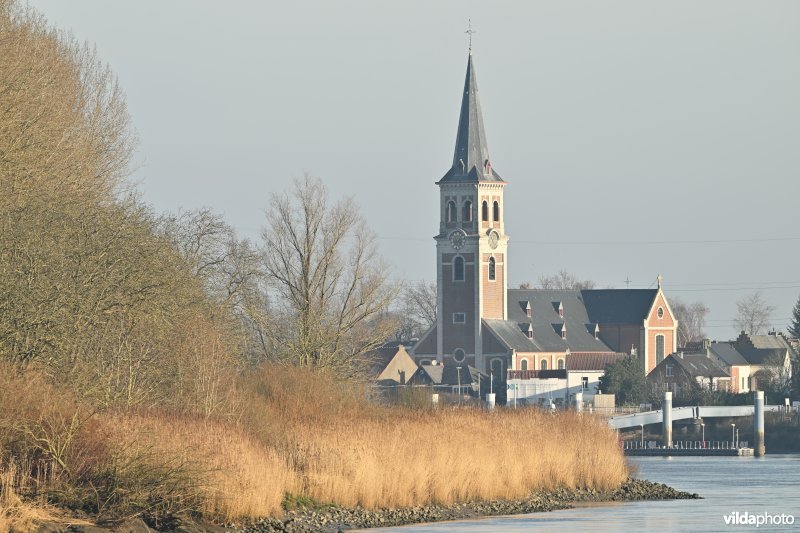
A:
[[702, 338, 710, 352]]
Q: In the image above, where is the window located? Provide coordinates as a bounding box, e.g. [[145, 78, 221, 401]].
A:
[[491, 358, 503, 377], [453, 312, 466, 324], [557, 359, 564, 370], [481, 200, 489, 221], [541, 359, 548, 370], [561, 324, 567, 340], [462, 200, 472, 222], [657, 307, 664, 319], [493, 201, 500, 221], [656, 334, 665, 364], [446, 201, 456, 222], [488, 257, 496, 281], [581, 376, 589, 390], [521, 359, 528, 371], [666, 363, 673, 377], [525, 302, 531, 318], [453, 256, 464, 281], [527, 325, 533, 339], [453, 349, 466, 363]]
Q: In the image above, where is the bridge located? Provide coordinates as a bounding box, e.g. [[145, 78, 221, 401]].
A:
[[603, 391, 774, 456], [608, 404, 784, 430]]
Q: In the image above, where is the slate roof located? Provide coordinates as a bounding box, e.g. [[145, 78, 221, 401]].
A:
[[483, 319, 540, 352], [438, 54, 503, 184], [670, 354, 729, 378], [708, 342, 749, 366], [417, 364, 485, 386], [579, 289, 659, 324], [505, 290, 618, 352]]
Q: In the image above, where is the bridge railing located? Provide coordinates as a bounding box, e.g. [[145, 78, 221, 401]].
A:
[[622, 440, 750, 450]]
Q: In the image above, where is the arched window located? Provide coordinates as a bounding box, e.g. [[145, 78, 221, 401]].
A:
[[453, 256, 464, 281], [557, 359, 564, 370], [488, 257, 496, 281], [481, 201, 489, 221], [446, 201, 457, 222], [462, 200, 473, 222], [491, 358, 503, 377], [493, 201, 500, 221], [521, 359, 528, 371], [541, 359, 548, 371]]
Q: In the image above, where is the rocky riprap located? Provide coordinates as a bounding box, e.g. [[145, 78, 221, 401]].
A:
[[241, 479, 700, 533]]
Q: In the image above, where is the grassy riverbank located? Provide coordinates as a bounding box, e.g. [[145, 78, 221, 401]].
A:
[[0, 364, 629, 530]]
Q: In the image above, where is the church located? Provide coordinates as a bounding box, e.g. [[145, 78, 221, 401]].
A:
[[410, 52, 678, 400]]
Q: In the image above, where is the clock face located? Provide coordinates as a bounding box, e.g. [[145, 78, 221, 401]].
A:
[[449, 231, 465, 250], [488, 231, 499, 249]]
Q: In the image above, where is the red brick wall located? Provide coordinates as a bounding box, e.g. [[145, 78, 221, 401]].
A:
[[481, 253, 504, 319]]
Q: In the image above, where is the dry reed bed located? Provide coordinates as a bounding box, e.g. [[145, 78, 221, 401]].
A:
[[1, 363, 629, 526], [285, 408, 627, 510]]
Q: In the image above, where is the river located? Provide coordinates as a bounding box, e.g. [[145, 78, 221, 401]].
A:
[[368, 454, 800, 532]]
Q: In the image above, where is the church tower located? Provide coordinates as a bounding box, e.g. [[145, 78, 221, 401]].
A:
[[434, 53, 508, 374]]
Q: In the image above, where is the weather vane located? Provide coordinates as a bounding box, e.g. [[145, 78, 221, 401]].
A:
[[465, 19, 477, 52]]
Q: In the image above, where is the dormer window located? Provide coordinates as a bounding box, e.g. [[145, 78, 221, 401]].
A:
[[525, 301, 532, 318], [527, 323, 533, 339], [594, 324, 600, 340], [481, 201, 489, 221], [561, 323, 567, 340], [446, 201, 457, 222], [558, 302, 564, 318], [462, 200, 473, 222]]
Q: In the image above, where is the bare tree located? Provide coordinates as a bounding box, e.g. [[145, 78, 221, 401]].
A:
[[538, 270, 595, 290], [734, 291, 775, 335], [260, 175, 400, 375], [671, 298, 709, 348], [404, 281, 437, 331]]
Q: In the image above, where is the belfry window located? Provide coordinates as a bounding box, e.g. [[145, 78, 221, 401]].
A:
[[493, 201, 500, 221], [462, 200, 473, 222], [481, 201, 489, 221], [488, 257, 496, 281], [446, 201, 457, 222], [453, 256, 464, 281]]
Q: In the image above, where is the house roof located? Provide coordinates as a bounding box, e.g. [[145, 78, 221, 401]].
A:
[[709, 342, 749, 366], [438, 54, 503, 184], [734, 332, 792, 365], [375, 346, 419, 384], [579, 289, 659, 324], [567, 352, 627, 371], [417, 364, 485, 386], [669, 353, 729, 378], [483, 319, 540, 352], [505, 290, 619, 352]]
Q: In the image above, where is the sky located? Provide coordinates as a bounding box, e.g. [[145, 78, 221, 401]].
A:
[[29, 0, 800, 337]]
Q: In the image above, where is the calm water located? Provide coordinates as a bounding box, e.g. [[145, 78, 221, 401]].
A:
[[368, 454, 800, 532]]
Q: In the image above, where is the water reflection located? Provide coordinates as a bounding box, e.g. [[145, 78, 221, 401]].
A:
[[368, 454, 800, 532]]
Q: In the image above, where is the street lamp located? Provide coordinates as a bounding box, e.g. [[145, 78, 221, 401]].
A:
[[731, 423, 736, 448], [701, 423, 705, 447]]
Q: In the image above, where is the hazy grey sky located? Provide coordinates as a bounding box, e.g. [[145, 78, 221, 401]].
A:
[[30, 0, 800, 336]]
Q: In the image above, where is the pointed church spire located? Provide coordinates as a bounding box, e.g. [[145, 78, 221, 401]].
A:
[[438, 54, 503, 183]]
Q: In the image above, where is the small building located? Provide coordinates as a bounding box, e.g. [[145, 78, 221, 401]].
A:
[[374, 345, 419, 385], [410, 363, 487, 397], [648, 352, 730, 398], [566, 352, 627, 401]]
